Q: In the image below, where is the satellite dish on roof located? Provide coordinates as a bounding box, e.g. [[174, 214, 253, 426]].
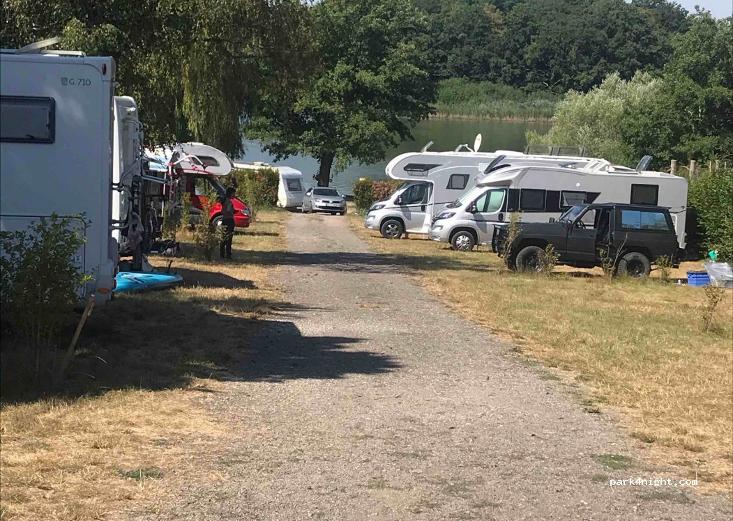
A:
[[473, 134, 482, 153], [421, 140, 433, 152]]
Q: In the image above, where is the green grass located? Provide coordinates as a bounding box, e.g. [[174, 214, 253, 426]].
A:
[[435, 78, 559, 120]]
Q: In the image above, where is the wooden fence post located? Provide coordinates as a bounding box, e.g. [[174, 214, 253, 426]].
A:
[[689, 160, 697, 179], [670, 159, 678, 176]]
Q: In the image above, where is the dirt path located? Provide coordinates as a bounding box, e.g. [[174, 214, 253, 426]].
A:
[[127, 213, 731, 520]]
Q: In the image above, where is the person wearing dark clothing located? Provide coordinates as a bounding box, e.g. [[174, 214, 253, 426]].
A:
[[219, 187, 236, 259]]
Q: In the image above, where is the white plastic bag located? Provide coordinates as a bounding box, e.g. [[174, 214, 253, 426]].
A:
[[704, 261, 733, 288]]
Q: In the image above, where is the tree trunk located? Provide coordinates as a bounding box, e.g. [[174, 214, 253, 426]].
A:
[[317, 152, 334, 187]]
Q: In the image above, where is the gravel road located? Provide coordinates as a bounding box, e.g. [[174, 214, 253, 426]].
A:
[[128, 212, 731, 520]]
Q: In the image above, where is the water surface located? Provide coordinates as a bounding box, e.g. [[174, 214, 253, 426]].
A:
[[238, 119, 550, 194]]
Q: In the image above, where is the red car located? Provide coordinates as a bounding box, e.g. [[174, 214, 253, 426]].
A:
[[186, 174, 251, 228]]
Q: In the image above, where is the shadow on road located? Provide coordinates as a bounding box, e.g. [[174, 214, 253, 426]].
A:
[[241, 250, 490, 274]]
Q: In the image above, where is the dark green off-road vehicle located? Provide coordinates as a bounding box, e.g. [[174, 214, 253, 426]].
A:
[[494, 203, 682, 277]]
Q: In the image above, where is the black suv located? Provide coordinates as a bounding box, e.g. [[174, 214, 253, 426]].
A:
[[494, 203, 682, 277]]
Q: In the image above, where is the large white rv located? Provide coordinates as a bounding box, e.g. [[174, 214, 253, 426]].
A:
[[0, 49, 117, 302], [365, 150, 592, 238], [428, 160, 688, 250]]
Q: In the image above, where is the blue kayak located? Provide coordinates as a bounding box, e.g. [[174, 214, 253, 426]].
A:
[[114, 271, 183, 293]]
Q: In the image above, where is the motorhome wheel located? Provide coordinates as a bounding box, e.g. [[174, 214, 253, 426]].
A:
[[451, 231, 476, 251], [616, 252, 650, 278], [380, 219, 404, 239], [515, 245, 544, 272]]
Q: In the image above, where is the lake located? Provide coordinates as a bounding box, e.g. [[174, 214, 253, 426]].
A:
[[237, 118, 551, 195]]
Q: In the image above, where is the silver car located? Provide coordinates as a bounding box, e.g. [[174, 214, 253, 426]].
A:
[[302, 187, 347, 215]]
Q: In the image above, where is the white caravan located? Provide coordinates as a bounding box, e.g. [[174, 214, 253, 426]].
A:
[[364, 149, 592, 239], [0, 48, 117, 302], [232, 162, 305, 208], [428, 159, 688, 250]]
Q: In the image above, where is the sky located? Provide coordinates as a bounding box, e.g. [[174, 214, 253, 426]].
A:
[[675, 0, 732, 18]]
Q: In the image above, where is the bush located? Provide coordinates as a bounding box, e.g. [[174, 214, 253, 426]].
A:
[[0, 215, 90, 391], [688, 170, 733, 262], [353, 178, 401, 213], [230, 167, 279, 220]]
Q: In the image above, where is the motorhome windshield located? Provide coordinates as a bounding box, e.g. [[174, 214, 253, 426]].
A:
[[559, 205, 587, 223]]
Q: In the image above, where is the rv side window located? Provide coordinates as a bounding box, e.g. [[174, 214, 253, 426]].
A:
[[620, 210, 671, 231], [286, 178, 302, 191], [561, 191, 586, 207], [473, 190, 504, 213], [446, 174, 469, 190], [630, 184, 659, 205], [0, 96, 55, 143], [519, 189, 546, 211]]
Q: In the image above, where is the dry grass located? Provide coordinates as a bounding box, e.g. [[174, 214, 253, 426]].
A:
[[348, 210, 733, 493], [0, 210, 287, 520]]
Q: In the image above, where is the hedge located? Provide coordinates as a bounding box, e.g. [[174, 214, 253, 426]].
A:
[[688, 169, 733, 262], [353, 178, 401, 213]]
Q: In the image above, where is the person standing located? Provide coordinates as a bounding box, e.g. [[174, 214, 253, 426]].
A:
[[219, 187, 236, 259]]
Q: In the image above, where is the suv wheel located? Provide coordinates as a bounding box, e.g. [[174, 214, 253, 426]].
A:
[[380, 219, 404, 239], [451, 231, 476, 251], [515, 245, 544, 272], [616, 252, 650, 278]]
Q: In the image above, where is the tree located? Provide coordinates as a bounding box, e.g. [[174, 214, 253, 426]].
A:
[[246, 0, 436, 186], [1, 0, 312, 155]]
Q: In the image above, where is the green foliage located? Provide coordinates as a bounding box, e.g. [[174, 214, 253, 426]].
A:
[[0, 215, 89, 349], [688, 170, 733, 263], [436, 78, 559, 119], [192, 197, 219, 261], [1, 0, 312, 155], [230, 168, 279, 220], [179, 192, 192, 233], [353, 179, 375, 213], [700, 285, 725, 333], [246, 0, 436, 186], [501, 213, 521, 266], [527, 72, 660, 164], [655, 255, 672, 282], [530, 15, 732, 168], [352, 178, 401, 213], [539, 244, 559, 275]]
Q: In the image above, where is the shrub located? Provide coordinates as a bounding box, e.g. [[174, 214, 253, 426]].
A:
[[353, 178, 374, 212], [688, 170, 733, 262], [0, 215, 90, 390], [230, 167, 279, 220], [353, 178, 400, 213]]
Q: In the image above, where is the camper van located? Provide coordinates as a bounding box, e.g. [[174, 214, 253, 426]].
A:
[[364, 150, 592, 239], [232, 162, 305, 208], [428, 160, 688, 250], [0, 49, 118, 302]]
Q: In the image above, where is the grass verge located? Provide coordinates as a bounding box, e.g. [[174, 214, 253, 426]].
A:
[[0, 210, 286, 520], [435, 78, 559, 120], [348, 210, 733, 493]]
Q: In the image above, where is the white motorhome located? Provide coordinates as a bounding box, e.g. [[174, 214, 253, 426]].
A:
[[364, 150, 592, 239], [428, 159, 688, 250], [232, 162, 305, 208], [112, 96, 145, 264], [0, 48, 118, 302]]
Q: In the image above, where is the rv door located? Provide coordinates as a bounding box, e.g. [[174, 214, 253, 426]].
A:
[[472, 188, 506, 244], [396, 182, 430, 233]]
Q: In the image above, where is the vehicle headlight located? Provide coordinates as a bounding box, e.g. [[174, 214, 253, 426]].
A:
[[315, 199, 323, 203], [432, 225, 443, 231], [242, 208, 250, 216], [434, 212, 455, 220], [369, 203, 385, 212]]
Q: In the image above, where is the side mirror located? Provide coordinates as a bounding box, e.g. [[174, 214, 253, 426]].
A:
[[468, 203, 477, 213], [396, 196, 403, 205], [549, 217, 556, 223]]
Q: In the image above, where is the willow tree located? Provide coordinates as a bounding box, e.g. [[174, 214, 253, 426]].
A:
[[1, 0, 313, 156], [246, 0, 436, 186]]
